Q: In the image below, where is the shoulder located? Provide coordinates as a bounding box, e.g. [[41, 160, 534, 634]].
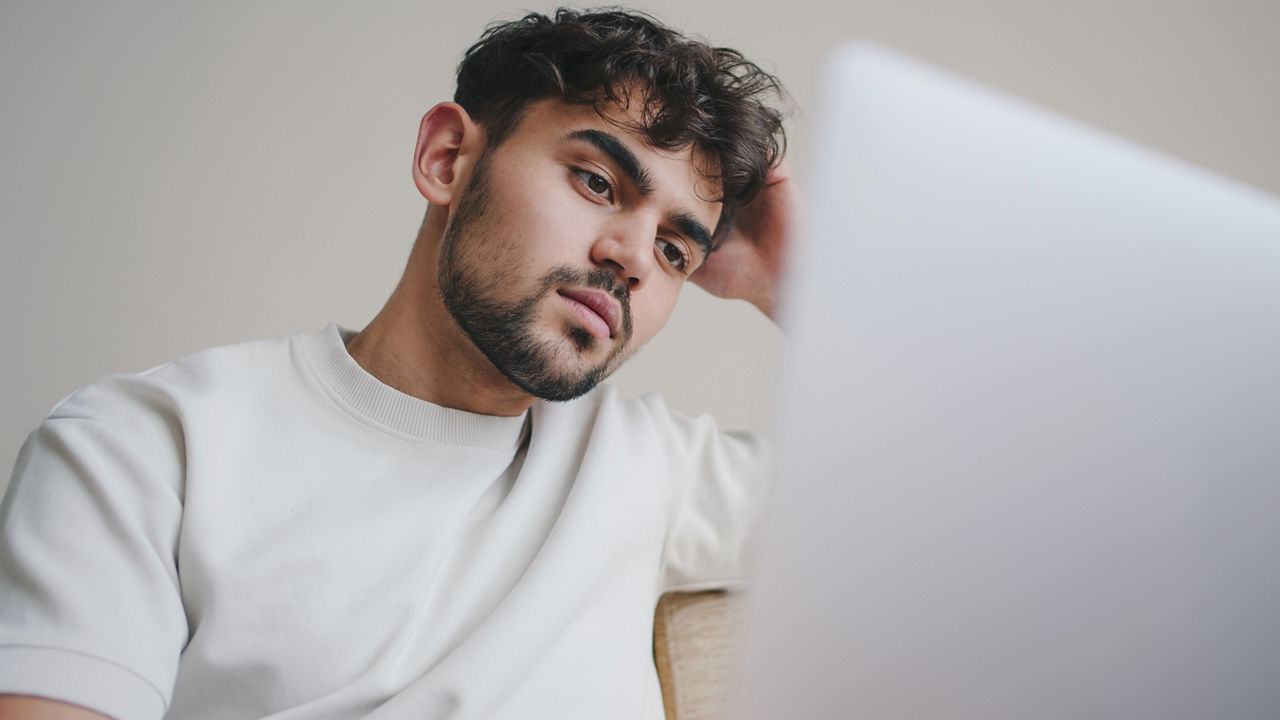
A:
[[48, 330, 308, 424], [532, 384, 767, 469], [26, 330, 317, 478], [10, 328, 331, 522], [531, 384, 687, 438]]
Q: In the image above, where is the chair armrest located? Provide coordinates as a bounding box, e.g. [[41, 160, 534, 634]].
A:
[[653, 590, 742, 720]]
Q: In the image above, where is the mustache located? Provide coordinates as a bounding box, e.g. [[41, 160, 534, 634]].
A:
[[547, 266, 627, 298]]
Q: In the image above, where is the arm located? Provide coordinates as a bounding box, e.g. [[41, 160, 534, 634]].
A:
[[645, 395, 771, 592], [0, 384, 187, 718], [0, 696, 113, 720], [691, 161, 800, 320]]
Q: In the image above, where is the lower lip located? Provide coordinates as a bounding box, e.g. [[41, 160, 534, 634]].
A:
[[559, 293, 612, 340]]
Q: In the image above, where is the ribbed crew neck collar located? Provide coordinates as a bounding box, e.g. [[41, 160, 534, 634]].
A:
[[300, 324, 529, 452]]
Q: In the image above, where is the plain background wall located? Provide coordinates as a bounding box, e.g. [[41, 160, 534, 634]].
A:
[[3, 0, 1278, 486]]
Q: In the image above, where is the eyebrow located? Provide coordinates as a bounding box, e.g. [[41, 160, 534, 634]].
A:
[[671, 210, 714, 259], [567, 129, 654, 195], [566, 128, 715, 259]]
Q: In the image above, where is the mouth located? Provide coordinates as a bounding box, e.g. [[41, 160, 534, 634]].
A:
[[557, 287, 621, 340]]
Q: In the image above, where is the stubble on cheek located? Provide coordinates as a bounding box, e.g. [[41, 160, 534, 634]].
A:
[[434, 150, 641, 399]]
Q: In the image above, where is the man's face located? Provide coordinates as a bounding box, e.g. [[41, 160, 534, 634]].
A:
[[438, 98, 722, 401]]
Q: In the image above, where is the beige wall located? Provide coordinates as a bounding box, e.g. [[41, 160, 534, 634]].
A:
[[3, 0, 1278, 481]]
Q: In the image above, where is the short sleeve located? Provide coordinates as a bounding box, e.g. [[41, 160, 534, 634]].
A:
[[0, 382, 189, 720], [645, 396, 772, 593]]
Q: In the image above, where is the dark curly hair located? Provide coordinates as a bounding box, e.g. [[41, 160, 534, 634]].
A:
[[454, 8, 787, 240]]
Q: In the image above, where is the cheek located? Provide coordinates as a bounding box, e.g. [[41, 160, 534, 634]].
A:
[[629, 283, 684, 345], [466, 184, 566, 269], [503, 176, 590, 257]]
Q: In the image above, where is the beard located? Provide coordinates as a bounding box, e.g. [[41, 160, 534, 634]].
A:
[[437, 153, 635, 402]]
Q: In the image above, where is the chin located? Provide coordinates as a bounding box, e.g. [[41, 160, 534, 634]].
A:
[[486, 333, 608, 403]]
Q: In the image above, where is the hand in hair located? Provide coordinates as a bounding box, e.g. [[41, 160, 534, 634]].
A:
[[691, 161, 798, 321]]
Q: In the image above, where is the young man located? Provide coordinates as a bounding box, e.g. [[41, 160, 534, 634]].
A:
[[0, 8, 794, 719]]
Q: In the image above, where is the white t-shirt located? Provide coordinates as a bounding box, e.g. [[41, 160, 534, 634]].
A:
[[0, 325, 766, 719]]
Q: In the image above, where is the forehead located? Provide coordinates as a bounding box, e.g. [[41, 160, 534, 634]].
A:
[[496, 99, 723, 220]]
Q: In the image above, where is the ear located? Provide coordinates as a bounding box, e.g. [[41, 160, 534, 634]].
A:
[[412, 102, 484, 204]]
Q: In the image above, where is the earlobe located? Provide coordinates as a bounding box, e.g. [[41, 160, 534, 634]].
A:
[[412, 102, 483, 204]]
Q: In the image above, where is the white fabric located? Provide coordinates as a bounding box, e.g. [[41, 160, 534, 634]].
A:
[[0, 325, 766, 719]]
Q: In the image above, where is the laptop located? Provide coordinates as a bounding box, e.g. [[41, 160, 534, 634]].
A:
[[734, 45, 1280, 718]]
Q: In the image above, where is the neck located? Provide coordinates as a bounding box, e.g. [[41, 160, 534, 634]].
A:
[[345, 211, 534, 417]]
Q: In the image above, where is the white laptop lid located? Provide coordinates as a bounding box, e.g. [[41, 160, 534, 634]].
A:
[[736, 46, 1280, 719]]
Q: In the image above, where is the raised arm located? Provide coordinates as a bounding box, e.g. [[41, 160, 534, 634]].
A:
[[691, 161, 800, 321]]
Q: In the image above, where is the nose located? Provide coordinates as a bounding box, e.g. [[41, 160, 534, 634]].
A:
[[590, 216, 656, 291]]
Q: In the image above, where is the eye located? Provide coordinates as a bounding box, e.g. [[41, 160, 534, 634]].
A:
[[573, 168, 614, 202], [656, 237, 690, 272]]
